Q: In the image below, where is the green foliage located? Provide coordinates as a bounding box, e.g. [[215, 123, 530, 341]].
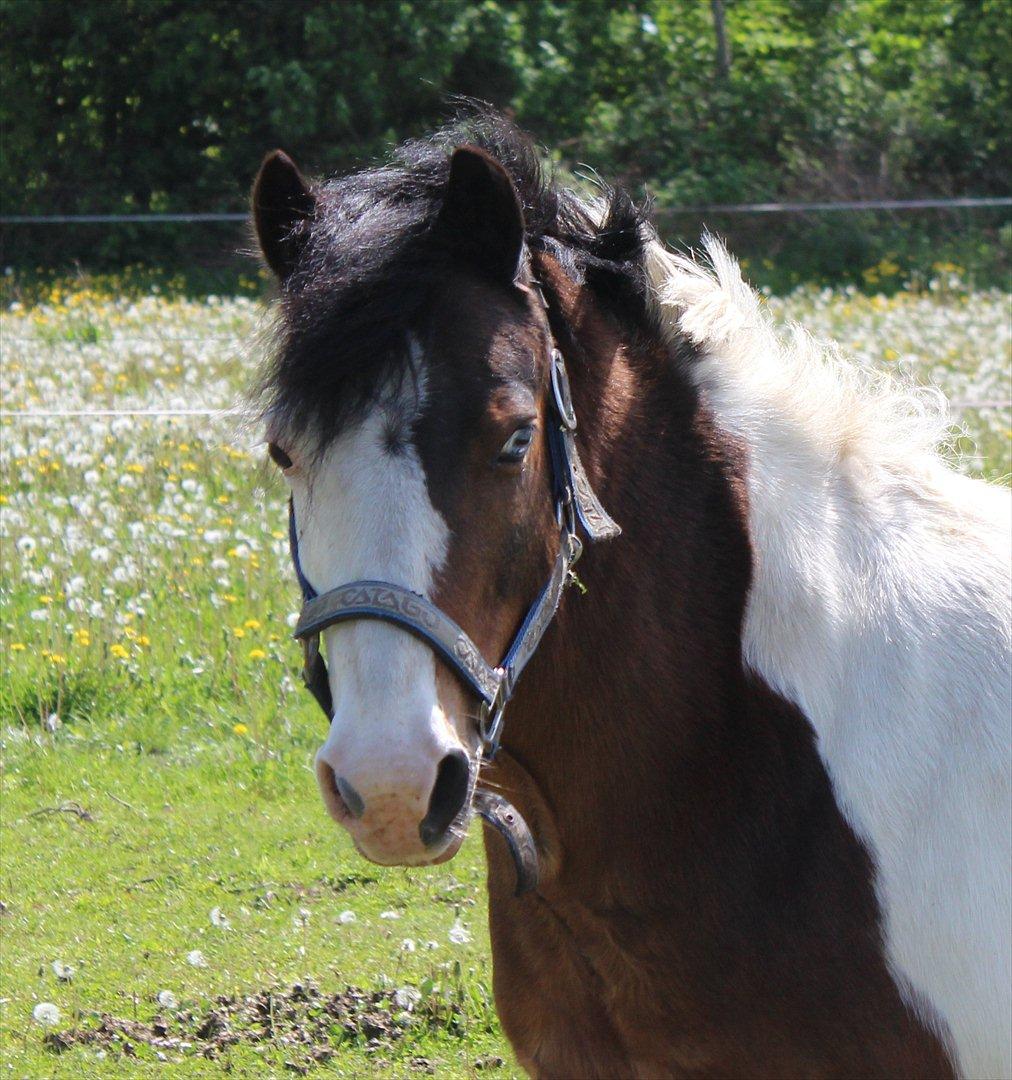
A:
[[1, 0, 1009, 276]]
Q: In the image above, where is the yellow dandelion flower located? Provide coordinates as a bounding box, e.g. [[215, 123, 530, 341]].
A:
[[136, 635, 151, 647], [247, 648, 266, 661], [233, 723, 248, 736], [232, 627, 245, 639], [243, 619, 261, 631], [48, 653, 67, 665], [10, 642, 26, 652], [110, 643, 129, 659], [222, 594, 237, 604]]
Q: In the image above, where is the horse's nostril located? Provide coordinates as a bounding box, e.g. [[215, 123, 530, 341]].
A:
[[419, 750, 471, 848], [335, 776, 365, 819]]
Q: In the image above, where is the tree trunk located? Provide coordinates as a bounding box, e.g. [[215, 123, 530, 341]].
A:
[[711, 0, 731, 80]]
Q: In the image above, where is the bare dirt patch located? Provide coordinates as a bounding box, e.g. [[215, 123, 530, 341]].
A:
[[43, 980, 482, 1072]]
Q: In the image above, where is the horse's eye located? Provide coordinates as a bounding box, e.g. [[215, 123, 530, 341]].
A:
[[497, 425, 535, 465], [268, 442, 294, 470]]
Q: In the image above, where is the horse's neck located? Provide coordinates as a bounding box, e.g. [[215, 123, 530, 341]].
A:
[[501, 304, 788, 893]]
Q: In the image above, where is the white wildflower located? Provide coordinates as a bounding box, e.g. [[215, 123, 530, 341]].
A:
[[51, 960, 74, 980], [448, 921, 471, 945], [33, 1002, 60, 1025], [209, 907, 230, 929], [393, 987, 421, 1011], [186, 949, 207, 967]]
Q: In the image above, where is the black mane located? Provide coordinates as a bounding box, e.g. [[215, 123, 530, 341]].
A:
[[259, 107, 648, 447]]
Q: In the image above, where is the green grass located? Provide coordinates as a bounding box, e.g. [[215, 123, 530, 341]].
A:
[[1, 275, 1008, 1076], [2, 699, 515, 1077]]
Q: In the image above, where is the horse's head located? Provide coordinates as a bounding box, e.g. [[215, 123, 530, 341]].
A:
[[253, 136, 592, 868]]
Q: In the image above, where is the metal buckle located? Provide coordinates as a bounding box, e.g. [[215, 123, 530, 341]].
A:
[[550, 349, 577, 431], [477, 670, 509, 757]]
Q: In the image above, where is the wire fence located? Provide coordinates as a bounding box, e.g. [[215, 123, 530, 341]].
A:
[[3, 197, 1011, 225]]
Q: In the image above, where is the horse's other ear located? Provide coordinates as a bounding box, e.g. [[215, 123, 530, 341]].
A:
[[437, 145, 524, 283], [252, 150, 316, 280]]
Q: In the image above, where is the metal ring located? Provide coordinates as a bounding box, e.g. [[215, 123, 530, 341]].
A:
[[550, 351, 577, 431]]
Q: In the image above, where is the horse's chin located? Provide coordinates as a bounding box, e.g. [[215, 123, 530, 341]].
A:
[[351, 827, 467, 868]]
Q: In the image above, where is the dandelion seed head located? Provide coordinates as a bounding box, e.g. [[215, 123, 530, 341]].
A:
[[33, 1002, 60, 1025]]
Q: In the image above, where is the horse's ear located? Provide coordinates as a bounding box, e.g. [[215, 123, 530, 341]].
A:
[[437, 146, 524, 283], [252, 150, 316, 280]]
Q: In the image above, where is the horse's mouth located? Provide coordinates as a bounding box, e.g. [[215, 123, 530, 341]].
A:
[[346, 787, 540, 892]]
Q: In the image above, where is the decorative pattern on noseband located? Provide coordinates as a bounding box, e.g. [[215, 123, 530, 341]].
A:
[[287, 285, 620, 760]]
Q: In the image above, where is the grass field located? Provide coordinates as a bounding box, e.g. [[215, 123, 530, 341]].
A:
[[2, 273, 1009, 1077]]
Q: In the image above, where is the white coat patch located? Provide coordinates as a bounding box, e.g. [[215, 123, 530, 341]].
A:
[[646, 236, 1012, 1079]]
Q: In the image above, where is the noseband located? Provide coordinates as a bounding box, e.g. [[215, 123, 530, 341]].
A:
[[287, 290, 620, 762]]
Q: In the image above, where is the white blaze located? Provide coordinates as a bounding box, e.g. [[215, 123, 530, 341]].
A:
[[289, 356, 456, 825]]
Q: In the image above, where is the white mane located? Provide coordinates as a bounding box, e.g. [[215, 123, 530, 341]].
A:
[[645, 234, 1012, 1079]]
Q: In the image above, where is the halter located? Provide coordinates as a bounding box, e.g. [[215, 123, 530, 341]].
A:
[[288, 296, 620, 761]]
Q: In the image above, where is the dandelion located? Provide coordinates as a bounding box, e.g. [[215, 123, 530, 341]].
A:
[[232, 723, 248, 736], [51, 960, 75, 980], [448, 921, 472, 945], [400, 938, 417, 953], [243, 619, 261, 631], [393, 987, 421, 1010], [379, 910, 401, 920], [232, 627, 245, 639], [247, 648, 266, 661], [209, 907, 231, 929], [337, 910, 357, 924], [9, 643, 26, 652], [185, 949, 207, 967], [16, 535, 36, 555], [32, 1002, 60, 1026], [110, 643, 129, 659], [156, 990, 178, 1010], [29, 609, 49, 622]]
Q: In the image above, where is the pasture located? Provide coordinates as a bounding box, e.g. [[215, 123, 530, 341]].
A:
[[2, 272, 1009, 1077]]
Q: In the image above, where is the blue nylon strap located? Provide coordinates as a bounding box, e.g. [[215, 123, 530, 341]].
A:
[[288, 497, 318, 602]]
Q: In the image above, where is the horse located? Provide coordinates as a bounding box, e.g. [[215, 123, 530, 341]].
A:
[[250, 112, 1011, 1079]]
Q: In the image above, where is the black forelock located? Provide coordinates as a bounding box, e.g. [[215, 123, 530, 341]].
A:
[[257, 104, 648, 449]]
